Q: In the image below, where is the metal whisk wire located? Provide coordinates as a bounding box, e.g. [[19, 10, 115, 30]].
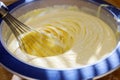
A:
[[3, 13, 32, 41], [0, 1, 68, 57], [0, 1, 32, 41]]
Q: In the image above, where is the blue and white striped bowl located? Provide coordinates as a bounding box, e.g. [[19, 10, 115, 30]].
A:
[[0, 0, 120, 80]]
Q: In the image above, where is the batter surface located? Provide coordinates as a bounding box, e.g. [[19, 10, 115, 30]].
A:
[[7, 6, 116, 69]]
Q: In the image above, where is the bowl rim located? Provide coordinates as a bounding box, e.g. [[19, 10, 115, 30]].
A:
[[0, 0, 120, 79]]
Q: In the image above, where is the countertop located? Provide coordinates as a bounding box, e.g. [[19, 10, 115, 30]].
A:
[[0, 0, 120, 80]]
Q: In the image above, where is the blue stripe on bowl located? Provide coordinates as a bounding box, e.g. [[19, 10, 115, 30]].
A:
[[79, 66, 96, 79], [8, 0, 25, 11], [60, 70, 81, 80], [0, 0, 120, 80], [45, 70, 61, 80], [107, 51, 120, 69], [117, 48, 120, 62]]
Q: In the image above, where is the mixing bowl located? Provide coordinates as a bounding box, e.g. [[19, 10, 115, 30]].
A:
[[0, 0, 120, 80]]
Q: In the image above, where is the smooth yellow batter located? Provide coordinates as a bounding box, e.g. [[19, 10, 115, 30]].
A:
[[8, 6, 116, 68]]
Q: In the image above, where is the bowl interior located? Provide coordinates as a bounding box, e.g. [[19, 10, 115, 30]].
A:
[[1, 0, 119, 69]]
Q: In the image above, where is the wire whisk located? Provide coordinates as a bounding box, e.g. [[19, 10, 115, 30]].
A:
[[0, 1, 70, 57]]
